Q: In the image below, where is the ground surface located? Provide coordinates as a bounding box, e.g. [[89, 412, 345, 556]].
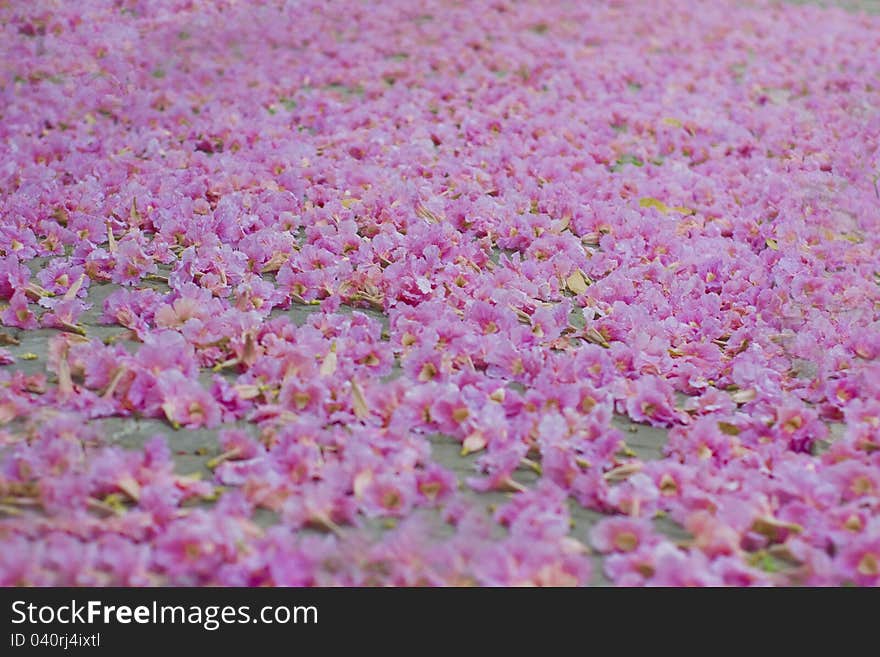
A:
[[0, 1, 880, 585]]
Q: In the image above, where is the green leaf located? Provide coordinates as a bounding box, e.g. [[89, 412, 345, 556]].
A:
[[717, 422, 741, 436], [610, 154, 644, 171]]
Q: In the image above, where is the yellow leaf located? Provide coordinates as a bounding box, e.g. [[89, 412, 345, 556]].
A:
[[583, 327, 610, 348], [351, 380, 370, 419], [161, 402, 180, 429], [603, 462, 643, 482], [63, 273, 86, 301], [765, 238, 779, 250], [57, 355, 73, 398], [206, 448, 242, 470], [341, 197, 360, 209], [116, 474, 141, 501], [461, 432, 487, 456], [100, 494, 128, 514], [353, 469, 372, 497], [639, 197, 671, 214], [639, 197, 694, 215], [751, 516, 803, 539], [261, 251, 290, 274], [107, 222, 117, 252], [233, 384, 261, 400], [319, 350, 338, 376], [130, 198, 142, 224], [717, 422, 741, 436], [566, 269, 589, 295], [730, 388, 757, 404], [662, 117, 682, 127]]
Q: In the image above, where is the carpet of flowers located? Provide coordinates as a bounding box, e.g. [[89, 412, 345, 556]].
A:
[[1, 0, 880, 586]]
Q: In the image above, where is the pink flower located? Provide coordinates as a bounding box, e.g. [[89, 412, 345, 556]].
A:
[[836, 533, 880, 586], [624, 375, 680, 427], [102, 288, 163, 338], [39, 298, 87, 333], [3, 0, 880, 588], [495, 481, 571, 540], [1, 290, 38, 329], [360, 472, 417, 518], [157, 371, 221, 429], [648, 543, 723, 587], [591, 516, 657, 554], [415, 464, 456, 506]]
